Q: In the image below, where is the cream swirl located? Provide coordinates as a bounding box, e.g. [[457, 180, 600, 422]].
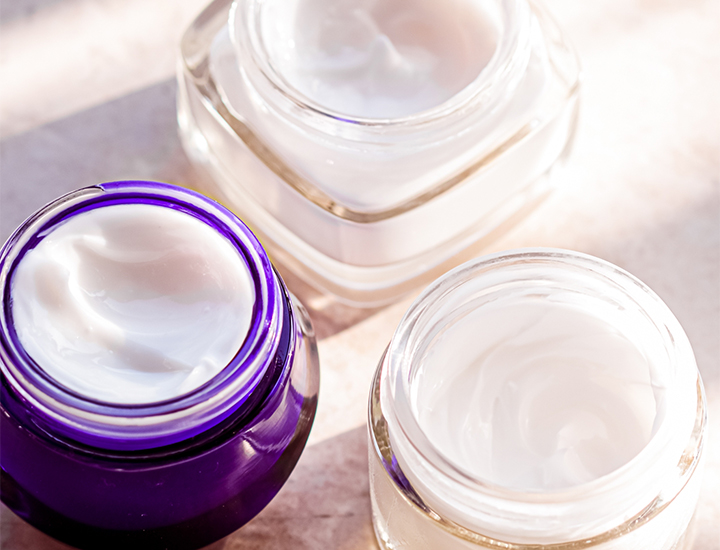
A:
[[11, 204, 254, 404], [413, 299, 660, 491], [259, 0, 498, 118]]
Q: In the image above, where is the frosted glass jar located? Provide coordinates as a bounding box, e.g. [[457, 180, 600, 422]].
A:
[[369, 249, 706, 549], [177, 0, 580, 305], [0, 182, 319, 550]]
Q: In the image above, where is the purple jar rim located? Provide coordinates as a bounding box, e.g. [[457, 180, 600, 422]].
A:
[[0, 181, 285, 451]]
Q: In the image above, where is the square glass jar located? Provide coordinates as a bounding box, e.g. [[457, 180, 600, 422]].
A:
[[177, 0, 580, 305]]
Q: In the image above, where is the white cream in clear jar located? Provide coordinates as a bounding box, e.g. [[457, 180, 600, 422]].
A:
[[415, 301, 657, 492], [177, 0, 581, 305], [370, 250, 706, 549], [11, 204, 254, 404], [261, 0, 498, 118]]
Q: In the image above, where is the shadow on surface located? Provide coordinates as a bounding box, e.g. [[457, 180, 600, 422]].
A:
[[0, 0, 67, 24], [0, 78, 386, 340], [586, 191, 720, 389], [220, 426, 377, 550], [273, 264, 385, 341], [0, 79, 181, 242]]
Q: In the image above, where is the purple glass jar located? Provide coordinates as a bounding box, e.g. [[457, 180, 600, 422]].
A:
[[0, 181, 319, 549]]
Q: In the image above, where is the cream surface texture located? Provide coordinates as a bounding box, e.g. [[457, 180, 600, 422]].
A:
[[370, 295, 703, 549], [260, 0, 498, 118], [11, 204, 255, 404], [413, 299, 658, 491], [198, 0, 575, 272]]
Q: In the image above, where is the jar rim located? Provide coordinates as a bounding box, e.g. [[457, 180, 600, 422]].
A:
[[380, 248, 705, 543], [231, 0, 532, 129], [0, 181, 284, 451]]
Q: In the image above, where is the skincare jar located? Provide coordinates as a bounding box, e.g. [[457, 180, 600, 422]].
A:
[[369, 250, 706, 549], [0, 181, 319, 550], [177, 0, 581, 305]]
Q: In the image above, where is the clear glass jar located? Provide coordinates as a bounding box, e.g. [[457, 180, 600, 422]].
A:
[[177, 0, 581, 306], [0, 181, 319, 550], [369, 249, 706, 549]]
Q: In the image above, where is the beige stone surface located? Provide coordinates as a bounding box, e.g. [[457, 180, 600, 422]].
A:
[[0, 0, 718, 548]]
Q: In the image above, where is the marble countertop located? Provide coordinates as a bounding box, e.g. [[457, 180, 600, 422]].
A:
[[1, 0, 718, 548]]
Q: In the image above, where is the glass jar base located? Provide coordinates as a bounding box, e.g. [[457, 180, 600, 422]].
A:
[[178, 143, 565, 307]]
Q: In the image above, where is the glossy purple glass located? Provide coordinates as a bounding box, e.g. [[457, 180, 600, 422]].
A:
[[0, 181, 320, 549]]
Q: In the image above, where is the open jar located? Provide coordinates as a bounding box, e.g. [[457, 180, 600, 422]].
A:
[[369, 249, 706, 549], [177, 0, 581, 306], [0, 182, 319, 550]]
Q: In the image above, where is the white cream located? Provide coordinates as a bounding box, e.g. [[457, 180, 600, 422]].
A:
[[412, 300, 659, 491], [261, 0, 498, 118], [11, 204, 255, 405], [370, 252, 703, 548], [180, 0, 581, 306]]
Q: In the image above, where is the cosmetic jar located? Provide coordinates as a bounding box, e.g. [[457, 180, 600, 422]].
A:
[[0, 181, 319, 550], [369, 249, 706, 549], [177, 0, 581, 305]]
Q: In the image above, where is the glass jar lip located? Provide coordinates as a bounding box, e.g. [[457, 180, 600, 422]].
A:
[[382, 248, 702, 508], [231, 0, 532, 130], [0, 181, 283, 450]]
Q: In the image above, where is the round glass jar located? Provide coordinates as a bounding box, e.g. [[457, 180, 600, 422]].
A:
[[0, 181, 320, 550], [369, 249, 706, 549], [177, 0, 581, 306]]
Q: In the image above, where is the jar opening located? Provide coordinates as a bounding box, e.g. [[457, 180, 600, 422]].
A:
[[382, 249, 701, 543], [9, 201, 256, 406], [0, 182, 283, 450], [408, 292, 663, 492], [235, 0, 531, 126], [254, 0, 500, 119]]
